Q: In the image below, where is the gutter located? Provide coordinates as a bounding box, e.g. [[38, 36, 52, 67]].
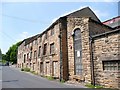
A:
[[89, 36, 95, 86]]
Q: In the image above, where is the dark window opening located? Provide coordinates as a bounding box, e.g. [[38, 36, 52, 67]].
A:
[[24, 54, 26, 63], [38, 46, 41, 57], [50, 43, 54, 54], [43, 43, 47, 55], [34, 51, 37, 59]]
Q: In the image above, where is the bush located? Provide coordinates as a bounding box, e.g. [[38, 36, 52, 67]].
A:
[[46, 76, 54, 80], [23, 68, 30, 72], [21, 68, 24, 71]]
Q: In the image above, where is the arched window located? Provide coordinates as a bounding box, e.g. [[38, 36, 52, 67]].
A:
[[73, 28, 82, 75]]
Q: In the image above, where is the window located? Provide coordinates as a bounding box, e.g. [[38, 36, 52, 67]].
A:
[[38, 46, 41, 57], [27, 53, 29, 60], [50, 43, 54, 54], [35, 39, 37, 45], [103, 60, 120, 71], [30, 52, 32, 59], [73, 28, 82, 75], [34, 51, 37, 59], [43, 43, 47, 55], [51, 28, 54, 36], [39, 37, 42, 43], [24, 54, 26, 63], [45, 32, 48, 39]]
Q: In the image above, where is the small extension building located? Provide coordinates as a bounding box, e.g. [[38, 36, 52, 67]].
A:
[[17, 7, 120, 89]]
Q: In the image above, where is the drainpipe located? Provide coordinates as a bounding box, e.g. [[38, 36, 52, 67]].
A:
[[90, 36, 95, 86], [58, 19, 62, 82]]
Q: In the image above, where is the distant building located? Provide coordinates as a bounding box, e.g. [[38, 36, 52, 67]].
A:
[[17, 7, 120, 89], [103, 16, 120, 29]]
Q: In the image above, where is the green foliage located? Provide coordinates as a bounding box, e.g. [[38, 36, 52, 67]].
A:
[[21, 67, 30, 72], [60, 79, 65, 83], [0, 49, 2, 61], [30, 71, 38, 75], [23, 68, 30, 72], [46, 76, 54, 80], [2, 41, 22, 64], [85, 84, 103, 88]]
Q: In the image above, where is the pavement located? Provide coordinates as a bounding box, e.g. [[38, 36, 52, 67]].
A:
[[2, 65, 87, 88]]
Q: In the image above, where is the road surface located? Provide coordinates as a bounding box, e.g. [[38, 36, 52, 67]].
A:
[[2, 66, 86, 88]]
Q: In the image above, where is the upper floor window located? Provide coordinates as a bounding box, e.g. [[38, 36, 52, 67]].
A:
[[39, 37, 42, 43], [51, 28, 54, 36], [24, 54, 26, 63], [103, 60, 120, 71], [45, 32, 48, 39], [38, 46, 41, 57], [30, 52, 32, 59], [43, 43, 47, 55], [50, 43, 55, 54], [27, 53, 29, 60], [34, 50, 37, 59]]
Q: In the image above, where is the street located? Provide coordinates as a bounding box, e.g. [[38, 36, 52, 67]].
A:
[[2, 66, 86, 88]]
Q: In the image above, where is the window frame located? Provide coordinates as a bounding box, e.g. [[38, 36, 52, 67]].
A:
[[38, 46, 41, 57], [50, 43, 55, 54], [45, 32, 48, 39], [103, 60, 120, 71], [73, 28, 83, 75], [34, 50, 37, 59], [51, 28, 54, 36], [43, 43, 47, 55]]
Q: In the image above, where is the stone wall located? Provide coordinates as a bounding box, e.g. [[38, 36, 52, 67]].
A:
[[93, 31, 120, 88], [67, 17, 92, 83]]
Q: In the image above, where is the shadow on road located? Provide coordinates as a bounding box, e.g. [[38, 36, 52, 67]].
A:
[[2, 80, 18, 82]]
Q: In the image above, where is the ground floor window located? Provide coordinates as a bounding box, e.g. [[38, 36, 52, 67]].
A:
[[103, 60, 120, 71]]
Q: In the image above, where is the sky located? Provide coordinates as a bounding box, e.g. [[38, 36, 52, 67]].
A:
[[0, 1, 119, 54]]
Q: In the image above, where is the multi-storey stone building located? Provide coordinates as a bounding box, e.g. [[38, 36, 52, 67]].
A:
[[17, 7, 120, 89]]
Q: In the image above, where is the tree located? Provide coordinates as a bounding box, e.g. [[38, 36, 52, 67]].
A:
[[0, 49, 2, 61], [5, 41, 21, 64]]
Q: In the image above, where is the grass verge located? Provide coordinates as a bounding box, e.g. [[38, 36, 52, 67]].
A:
[[85, 84, 103, 88]]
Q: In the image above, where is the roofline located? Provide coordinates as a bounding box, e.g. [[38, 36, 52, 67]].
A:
[[102, 16, 120, 23], [66, 7, 101, 22], [92, 29, 120, 39], [89, 18, 113, 30]]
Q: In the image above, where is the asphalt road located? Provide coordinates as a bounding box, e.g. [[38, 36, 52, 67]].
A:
[[2, 66, 86, 88]]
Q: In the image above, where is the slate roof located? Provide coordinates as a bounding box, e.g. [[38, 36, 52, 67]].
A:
[[66, 7, 101, 22], [18, 7, 104, 46]]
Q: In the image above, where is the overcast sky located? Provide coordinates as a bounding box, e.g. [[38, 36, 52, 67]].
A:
[[0, 1, 119, 54]]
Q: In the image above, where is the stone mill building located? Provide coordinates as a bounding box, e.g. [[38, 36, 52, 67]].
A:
[[17, 7, 120, 89]]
